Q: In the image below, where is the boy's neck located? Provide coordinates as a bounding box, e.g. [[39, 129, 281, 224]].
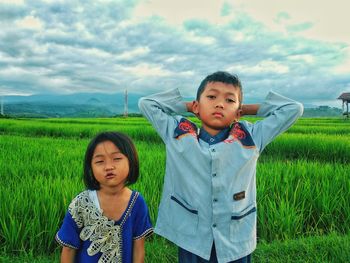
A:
[[200, 125, 230, 136]]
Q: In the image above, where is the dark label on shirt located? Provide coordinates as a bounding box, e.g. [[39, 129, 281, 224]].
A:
[[233, 191, 245, 201]]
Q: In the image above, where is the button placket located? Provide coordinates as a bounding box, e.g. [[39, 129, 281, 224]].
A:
[[210, 146, 219, 232]]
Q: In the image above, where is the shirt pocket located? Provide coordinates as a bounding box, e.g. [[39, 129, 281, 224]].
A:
[[230, 203, 256, 242], [169, 194, 199, 236]]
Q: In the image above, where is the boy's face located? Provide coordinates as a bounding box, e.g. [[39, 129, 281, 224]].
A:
[[193, 81, 242, 136]]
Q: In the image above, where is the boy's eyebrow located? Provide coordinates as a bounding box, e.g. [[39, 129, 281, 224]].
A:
[[206, 88, 237, 97]]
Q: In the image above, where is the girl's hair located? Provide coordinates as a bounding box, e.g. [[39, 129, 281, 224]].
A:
[[83, 131, 139, 190]]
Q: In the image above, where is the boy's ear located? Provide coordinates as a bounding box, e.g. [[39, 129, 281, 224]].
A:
[[235, 108, 242, 121], [192, 100, 199, 116]]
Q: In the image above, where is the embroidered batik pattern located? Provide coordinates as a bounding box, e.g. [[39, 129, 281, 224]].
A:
[[174, 118, 198, 139], [68, 191, 123, 263], [224, 122, 255, 148]]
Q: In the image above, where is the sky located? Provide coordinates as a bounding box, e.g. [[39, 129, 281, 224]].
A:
[[1, 0, 350, 107]]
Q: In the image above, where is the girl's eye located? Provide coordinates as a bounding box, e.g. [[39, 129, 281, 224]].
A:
[[226, 98, 235, 103], [95, 160, 104, 164], [113, 157, 122, 161], [207, 95, 215, 99]]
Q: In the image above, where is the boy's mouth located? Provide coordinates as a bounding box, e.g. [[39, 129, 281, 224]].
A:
[[213, 112, 224, 117]]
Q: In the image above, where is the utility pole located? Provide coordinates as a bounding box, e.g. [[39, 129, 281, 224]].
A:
[[0, 96, 3, 116], [124, 89, 128, 117]]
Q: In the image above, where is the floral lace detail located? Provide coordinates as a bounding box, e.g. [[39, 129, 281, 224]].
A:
[[68, 191, 123, 263]]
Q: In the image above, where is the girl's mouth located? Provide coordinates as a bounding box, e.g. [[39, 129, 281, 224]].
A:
[[105, 173, 116, 179]]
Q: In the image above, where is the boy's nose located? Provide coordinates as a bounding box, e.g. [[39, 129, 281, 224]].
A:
[[215, 102, 224, 108]]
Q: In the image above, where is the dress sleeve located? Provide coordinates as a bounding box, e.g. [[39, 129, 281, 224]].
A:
[[138, 88, 188, 143], [251, 91, 303, 152], [55, 211, 82, 249], [132, 194, 154, 240]]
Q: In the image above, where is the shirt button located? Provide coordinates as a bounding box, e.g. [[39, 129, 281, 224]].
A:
[[213, 198, 218, 202], [212, 173, 216, 177], [209, 138, 215, 142], [211, 149, 216, 152], [212, 223, 217, 228]]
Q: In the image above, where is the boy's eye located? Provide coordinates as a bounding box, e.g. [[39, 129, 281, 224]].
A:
[[95, 160, 104, 164], [113, 157, 122, 161], [226, 98, 235, 103], [207, 95, 215, 99]]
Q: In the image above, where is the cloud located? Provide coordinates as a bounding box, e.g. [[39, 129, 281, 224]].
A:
[[0, 0, 349, 107]]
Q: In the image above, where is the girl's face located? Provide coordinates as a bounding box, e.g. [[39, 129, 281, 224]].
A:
[[91, 140, 129, 191]]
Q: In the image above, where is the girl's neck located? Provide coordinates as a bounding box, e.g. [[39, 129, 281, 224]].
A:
[[98, 185, 130, 198], [96, 186, 132, 221]]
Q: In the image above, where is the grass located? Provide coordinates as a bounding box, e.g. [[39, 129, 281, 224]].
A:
[[1, 233, 349, 262], [0, 117, 349, 261]]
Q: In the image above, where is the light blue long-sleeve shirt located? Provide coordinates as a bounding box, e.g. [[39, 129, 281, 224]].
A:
[[139, 88, 303, 262]]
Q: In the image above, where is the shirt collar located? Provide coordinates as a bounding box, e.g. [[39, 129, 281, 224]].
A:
[[199, 127, 230, 145]]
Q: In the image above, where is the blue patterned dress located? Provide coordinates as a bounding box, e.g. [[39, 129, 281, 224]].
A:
[[56, 190, 153, 263]]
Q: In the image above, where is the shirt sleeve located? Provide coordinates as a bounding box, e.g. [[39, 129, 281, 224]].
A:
[[132, 194, 154, 240], [251, 91, 303, 152], [55, 211, 82, 249], [138, 88, 188, 143]]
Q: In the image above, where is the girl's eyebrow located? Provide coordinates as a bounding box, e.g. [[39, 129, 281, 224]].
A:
[[93, 151, 121, 159], [93, 154, 105, 159]]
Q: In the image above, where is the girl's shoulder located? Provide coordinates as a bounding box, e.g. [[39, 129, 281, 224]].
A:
[[130, 191, 150, 213], [68, 190, 91, 209], [67, 190, 100, 227]]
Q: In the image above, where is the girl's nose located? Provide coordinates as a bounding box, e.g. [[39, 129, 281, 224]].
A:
[[105, 160, 115, 170]]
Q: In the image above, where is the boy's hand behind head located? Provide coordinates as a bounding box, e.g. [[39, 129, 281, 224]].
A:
[[186, 101, 198, 115]]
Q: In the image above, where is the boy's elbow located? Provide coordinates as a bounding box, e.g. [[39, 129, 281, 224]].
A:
[[294, 102, 304, 117], [138, 97, 146, 112]]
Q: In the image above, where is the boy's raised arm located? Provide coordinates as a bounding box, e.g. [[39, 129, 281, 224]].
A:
[[249, 91, 303, 152], [241, 104, 260, 116], [138, 88, 187, 142]]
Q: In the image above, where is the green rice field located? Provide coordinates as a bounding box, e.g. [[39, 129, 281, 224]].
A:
[[0, 117, 349, 262]]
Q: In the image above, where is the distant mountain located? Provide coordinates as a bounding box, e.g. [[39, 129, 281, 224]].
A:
[[1, 92, 144, 117], [302, 106, 343, 118], [0, 92, 344, 118]]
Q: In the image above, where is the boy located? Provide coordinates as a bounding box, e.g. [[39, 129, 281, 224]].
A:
[[138, 71, 303, 263]]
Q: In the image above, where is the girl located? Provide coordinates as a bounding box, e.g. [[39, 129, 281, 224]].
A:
[[56, 132, 153, 263]]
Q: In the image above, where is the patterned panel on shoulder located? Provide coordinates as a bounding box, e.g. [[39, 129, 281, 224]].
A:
[[174, 118, 198, 139], [224, 122, 255, 148]]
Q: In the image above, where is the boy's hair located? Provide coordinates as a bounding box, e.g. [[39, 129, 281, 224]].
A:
[[83, 131, 139, 190], [196, 71, 243, 107]]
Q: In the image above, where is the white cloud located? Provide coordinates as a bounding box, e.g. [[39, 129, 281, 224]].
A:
[[0, 0, 24, 4], [334, 47, 350, 74], [133, 0, 226, 25], [116, 47, 150, 60], [185, 32, 216, 45], [231, 60, 289, 75], [229, 0, 350, 44], [288, 54, 314, 64], [122, 63, 172, 77], [15, 15, 43, 30]]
